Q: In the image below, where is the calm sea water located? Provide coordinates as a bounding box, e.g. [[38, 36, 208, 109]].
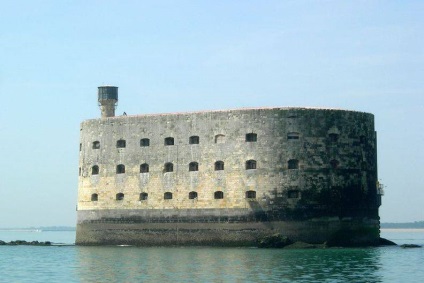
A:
[[0, 229, 422, 283]]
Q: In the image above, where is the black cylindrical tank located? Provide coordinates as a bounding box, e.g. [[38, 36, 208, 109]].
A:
[[98, 86, 118, 102]]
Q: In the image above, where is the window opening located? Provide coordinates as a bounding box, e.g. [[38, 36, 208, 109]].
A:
[[92, 165, 99, 175], [140, 138, 150, 147], [246, 190, 256, 199], [189, 136, 199, 144], [246, 160, 257, 170], [116, 164, 125, 174], [116, 193, 124, 200], [164, 137, 174, 146], [164, 192, 173, 200], [215, 161, 224, 171], [215, 134, 225, 144], [91, 193, 98, 201], [140, 163, 149, 173], [92, 141, 100, 149], [164, 162, 173, 172], [189, 191, 198, 199], [246, 133, 257, 142], [140, 193, 148, 200], [288, 190, 300, 199], [288, 159, 299, 169], [214, 191, 224, 199], [189, 162, 199, 171], [287, 132, 300, 140], [117, 139, 126, 148]]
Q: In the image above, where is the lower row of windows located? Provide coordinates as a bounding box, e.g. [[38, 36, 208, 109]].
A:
[[89, 190, 300, 201]]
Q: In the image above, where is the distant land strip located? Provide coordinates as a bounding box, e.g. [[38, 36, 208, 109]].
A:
[[380, 221, 424, 229]]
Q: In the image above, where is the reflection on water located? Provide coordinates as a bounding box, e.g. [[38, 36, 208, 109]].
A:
[[75, 247, 383, 282], [0, 230, 423, 282]]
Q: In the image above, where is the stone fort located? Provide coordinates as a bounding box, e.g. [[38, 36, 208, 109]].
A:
[[76, 86, 382, 246]]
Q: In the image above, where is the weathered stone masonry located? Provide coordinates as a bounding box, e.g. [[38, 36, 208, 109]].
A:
[[76, 88, 381, 246]]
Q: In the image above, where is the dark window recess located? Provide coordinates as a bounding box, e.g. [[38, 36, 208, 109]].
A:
[[288, 159, 299, 169], [91, 165, 99, 175], [116, 164, 125, 174], [91, 193, 98, 201], [288, 190, 300, 199], [189, 162, 199, 171], [214, 191, 224, 199], [287, 132, 300, 140], [116, 139, 126, 148], [140, 163, 149, 173], [215, 161, 224, 171], [164, 137, 174, 146], [189, 136, 199, 144], [79, 143, 82, 151], [116, 193, 124, 200], [246, 160, 257, 170], [330, 159, 339, 169], [140, 193, 148, 200], [246, 133, 257, 142], [329, 133, 339, 143], [79, 167, 81, 176], [215, 134, 225, 144], [164, 162, 173, 172], [189, 191, 198, 199], [140, 138, 150, 147], [164, 192, 173, 200], [92, 141, 100, 149], [246, 190, 256, 199]]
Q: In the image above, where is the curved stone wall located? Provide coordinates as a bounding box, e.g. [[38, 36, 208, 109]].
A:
[[76, 107, 380, 246]]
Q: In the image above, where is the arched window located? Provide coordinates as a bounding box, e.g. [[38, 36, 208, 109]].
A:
[[164, 162, 173, 172], [140, 192, 148, 201], [91, 165, 99, 175], [214, 191, 224, 199], [288, 190, 300, 199], [91, 193, 98, 201], [330, 159, 339, 169], [189, 136, 199, 144], [92, 141, 100, 149], [140, 138, 150, 147], [246, 160, 257, 170], [246, 133, 257, 142], [140, 163, 149, 173], [189, 191, 198, 199], [288, 159, 299, 169], [116, 193, 124, 200], [246, 190, 256, 199], [116, 139, 126, 148], [215, 134, 225, 144], [164, 137, 174, 146], [116, 164, 125, 174], [189, 162, 199, 171], [164, 192, 173, 200], [215, 161, 224, 171], [329, 133, 339, 143], [287, 132, 300, 140]]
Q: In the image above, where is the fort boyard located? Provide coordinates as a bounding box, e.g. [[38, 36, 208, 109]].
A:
[[76, 86, 384, 247]]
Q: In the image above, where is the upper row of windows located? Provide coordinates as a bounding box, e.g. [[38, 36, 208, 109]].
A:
[[90, 133, 262, 149], [84, 132, 353, 150]]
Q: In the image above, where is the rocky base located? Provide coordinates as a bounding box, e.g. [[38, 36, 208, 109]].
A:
[[0, 240, 52, 246], [257, 234, 398, 249]]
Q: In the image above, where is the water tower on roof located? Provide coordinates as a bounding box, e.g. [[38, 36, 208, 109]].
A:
[[98, 86, 118, 118]]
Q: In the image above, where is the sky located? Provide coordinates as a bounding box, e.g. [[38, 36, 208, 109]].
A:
[[0, 0, 423, 227]]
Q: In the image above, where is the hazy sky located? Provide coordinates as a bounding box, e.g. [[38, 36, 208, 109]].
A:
[[0, 1, 423, 227]]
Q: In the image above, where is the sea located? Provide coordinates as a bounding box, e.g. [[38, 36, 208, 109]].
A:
[[0, 229, 422, 283]]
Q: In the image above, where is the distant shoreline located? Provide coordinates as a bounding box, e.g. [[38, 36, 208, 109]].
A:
[[380, 221, 424, 229]]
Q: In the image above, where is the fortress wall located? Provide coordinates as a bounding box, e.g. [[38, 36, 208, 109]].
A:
[[76, 107, 379, 245]]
